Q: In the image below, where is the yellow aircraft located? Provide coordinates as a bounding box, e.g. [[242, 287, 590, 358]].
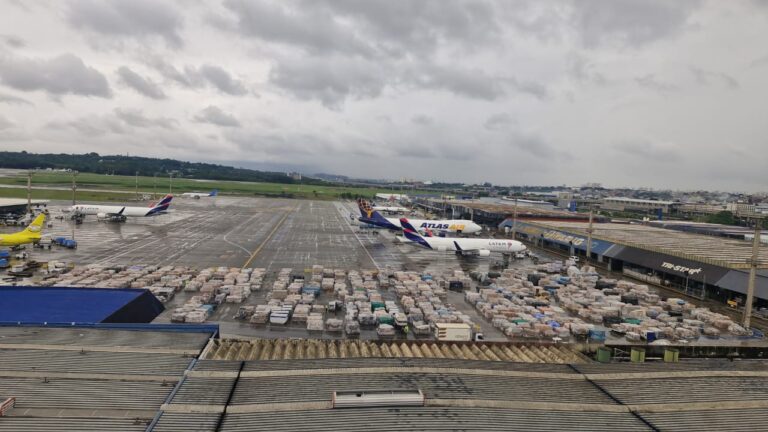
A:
[[0, 214, 46, 247]]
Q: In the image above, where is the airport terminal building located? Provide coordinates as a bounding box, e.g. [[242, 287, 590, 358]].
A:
[[505, 220, 768, 306]]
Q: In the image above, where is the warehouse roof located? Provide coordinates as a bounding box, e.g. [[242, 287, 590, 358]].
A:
[[529, 221, 768, 268], [153, 357, 768, 432], [0, 286, 164, 324], [0, 326, 211, 353], [0, 326, 212, 430]]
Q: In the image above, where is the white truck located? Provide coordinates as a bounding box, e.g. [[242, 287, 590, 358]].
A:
[[434, 323, 473, 342]]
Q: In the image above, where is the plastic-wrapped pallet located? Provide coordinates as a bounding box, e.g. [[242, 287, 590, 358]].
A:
[[326, 318, 343, 332]]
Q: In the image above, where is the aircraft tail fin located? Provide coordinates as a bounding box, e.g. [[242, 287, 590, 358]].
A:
[[400, 218, 431, 249], [148, 194, 173, 214], [357, 198, 387, 222], [210, 189, 218, 197], [22, 213, 46, 236]]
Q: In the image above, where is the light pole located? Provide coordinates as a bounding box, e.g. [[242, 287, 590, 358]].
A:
[[743, 220, 762, 329], [586, 206, 594, 266], [511, 198, 518, 239], [71, 170, 78, 205], [26, 170, 33, 215]]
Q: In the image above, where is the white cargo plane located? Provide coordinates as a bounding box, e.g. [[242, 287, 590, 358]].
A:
[[181, 189, 218, 199], [400, 218, 525, 257], [371, 204, 410, 214], [357, 199, 481, 234], [65, 194, 173, 222]]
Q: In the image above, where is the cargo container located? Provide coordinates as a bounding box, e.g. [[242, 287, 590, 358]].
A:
[[434, 323, 472, 341]]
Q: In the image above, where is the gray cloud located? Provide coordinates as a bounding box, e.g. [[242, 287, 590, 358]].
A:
[[635, 74, 677, 93], [198, 65, 248, 96], [46, 115, 126, 137], [216, 0, 500, 59], [509, 133, 571, 160], [0, 115, 13, 129], [194, 105, 241, 127], [749, 53, 768, 69], [67, 0, 183, 48], [145, 57, 197, 87], [269, 57, 386, 107], [410, 114, 434, 126], [484, 113, 516, 131], [567, 54, 607, 85], [146, 58, 247, 96], [613, 139, 682, 162], [117, 66, 166, 99], [690, 66, 739, 89], [1, 34, 24, 48], [270, 56, 546, 107], [0, 53, 111, 98], [46, 109, 176, 137], [409, 65, 508, 100], [113, 108, 176, 129], [0, 92, 32, 105], [573, 0, 699, 48], [226, 130, 335, 156]]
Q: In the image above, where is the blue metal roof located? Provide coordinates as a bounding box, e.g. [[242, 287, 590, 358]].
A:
[[0, 286, 164, 324]]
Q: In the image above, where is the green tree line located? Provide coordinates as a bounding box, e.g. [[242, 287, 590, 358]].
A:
[[0, 151, 326, 186]]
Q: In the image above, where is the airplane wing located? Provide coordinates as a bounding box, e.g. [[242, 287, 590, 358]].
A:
[[453, 241, 490, 257], [102, 207, 126, 217]]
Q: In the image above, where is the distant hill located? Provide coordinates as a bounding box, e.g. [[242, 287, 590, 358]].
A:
[[0, 151, 325, 185]]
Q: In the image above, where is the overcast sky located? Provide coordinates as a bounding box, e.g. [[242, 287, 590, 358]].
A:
[[0, 1, 766, 191]]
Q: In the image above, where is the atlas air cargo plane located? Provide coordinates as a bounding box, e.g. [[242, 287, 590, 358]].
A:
[[400, 218, 526, 257], [357, 199, 481, 234], [65, 194, 173, 222], [181, 189, 218, 199], [0, 213, 46, 247]]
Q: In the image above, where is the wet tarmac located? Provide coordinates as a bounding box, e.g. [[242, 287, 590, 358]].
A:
[[3, 196, 530, 340]]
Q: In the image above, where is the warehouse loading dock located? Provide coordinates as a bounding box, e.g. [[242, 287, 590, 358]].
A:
[[511, 221, 768, 309]]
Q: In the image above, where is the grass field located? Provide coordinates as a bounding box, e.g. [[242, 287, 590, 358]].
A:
[[0, 171, 409, 201], [0, 186, 135, 202]]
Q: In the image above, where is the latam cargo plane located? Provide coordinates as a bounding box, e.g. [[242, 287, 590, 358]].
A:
[[357, 199, 481, 234], [400, 218, 526, 257], [65, 194, 173, 222]]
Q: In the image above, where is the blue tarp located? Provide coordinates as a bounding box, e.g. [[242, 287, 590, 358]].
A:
[[0, 286, 164, 324]]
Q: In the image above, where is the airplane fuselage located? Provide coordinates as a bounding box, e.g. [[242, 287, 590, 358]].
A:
[[388, 218, 481, 234], [419, 237, 525, 253], [69, 205, 165, 217]]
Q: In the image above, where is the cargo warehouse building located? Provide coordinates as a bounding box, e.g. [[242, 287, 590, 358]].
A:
[[413, 198, 603, 226], [505, 220, 768, 306]]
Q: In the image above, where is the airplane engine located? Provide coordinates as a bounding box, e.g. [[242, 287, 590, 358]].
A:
[[477, 249, 491, 257], [96, 212, 107, 220]]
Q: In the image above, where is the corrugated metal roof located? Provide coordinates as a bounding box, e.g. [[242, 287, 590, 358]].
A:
[[641, 408, 768, 432], [0, 417, 148, 432], [228, 373, 614, 406], [0, 327, 209, 351], [0, 349, 192, 376], [1, 376, 174, 410], [152, 413, 220, 432], [235, 358, 579, 373], [594, 376, 768, 405], [170, 376, 235, 405], [574, 359, 768, 374], [530, 221, 768, 269], [220, 407, 649, 432]]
